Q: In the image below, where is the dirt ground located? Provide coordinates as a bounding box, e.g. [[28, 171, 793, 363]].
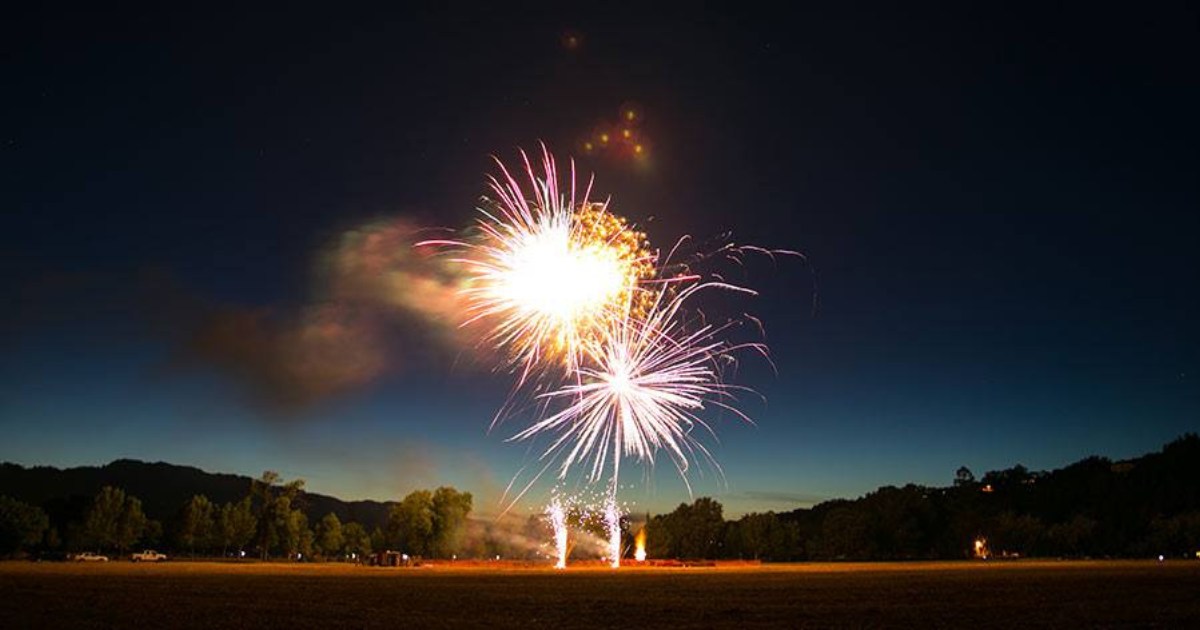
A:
[[1, 559, 1197, 629]]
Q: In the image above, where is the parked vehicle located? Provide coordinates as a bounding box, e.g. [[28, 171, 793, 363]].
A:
[[131, 550, 168, 562], [74, 552, 109, 562]]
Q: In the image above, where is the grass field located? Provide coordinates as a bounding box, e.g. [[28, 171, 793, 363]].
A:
[[2, 560, 1197, 629]]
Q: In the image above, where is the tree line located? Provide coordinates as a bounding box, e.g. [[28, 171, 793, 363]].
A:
[[645, 435, 1200, 561], [0, 470, 473, 560], [5, 435, 1197, 561]]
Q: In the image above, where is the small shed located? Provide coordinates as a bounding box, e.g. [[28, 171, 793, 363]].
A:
[[371, 550, 413, 567]]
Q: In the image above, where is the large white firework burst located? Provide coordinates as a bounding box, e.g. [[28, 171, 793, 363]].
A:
[[510, 281, 764, 493], [422, 147, 651, 387]]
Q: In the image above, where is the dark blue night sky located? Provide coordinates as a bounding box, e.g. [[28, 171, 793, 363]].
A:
[[2, 6, 1196, 516]]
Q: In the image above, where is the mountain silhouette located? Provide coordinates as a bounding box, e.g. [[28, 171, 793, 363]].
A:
[[0, 459, 394, 531]]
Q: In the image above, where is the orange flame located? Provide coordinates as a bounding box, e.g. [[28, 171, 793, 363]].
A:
[[974, 538, 989, 560]]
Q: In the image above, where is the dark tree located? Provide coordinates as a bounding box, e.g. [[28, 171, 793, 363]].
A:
[[955, 466, 976, 487], [0, 495, 49, 556]]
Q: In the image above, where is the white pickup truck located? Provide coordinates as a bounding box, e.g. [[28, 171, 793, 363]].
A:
[[131, 550, 168, 562]]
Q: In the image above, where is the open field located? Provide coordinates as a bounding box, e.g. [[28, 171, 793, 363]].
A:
[[2, 560, 1198, 629]]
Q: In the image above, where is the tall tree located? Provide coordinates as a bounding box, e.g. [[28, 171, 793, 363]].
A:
[[342, 522, 371, 559], [250, 471, 305, 559], [44, 527, 61, 550], [273, 496, 308, 559], [114, 496, 148, 553], [217, 502, 234, 556], [647, 498, 726, 559], [430, 487, 472, 557], [315, 512, 344, 559], [298, 514, 314, 560], [388, 490, 434, 556], [369, 527, 387, 554], [83, 486, 146, 552], [218, 498, 257, 556], [955, 466, 976, 487], [177, 494, 216, 556], [384, 487, 473, 558], [0, 496, 49, 556], [142, 519, 163, 548], [678, 498, 725, 559], [83, 486, 126, 550]]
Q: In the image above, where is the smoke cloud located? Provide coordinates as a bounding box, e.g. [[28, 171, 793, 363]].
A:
[[182, 303, 387, 410], [173, 217, 480, 412]]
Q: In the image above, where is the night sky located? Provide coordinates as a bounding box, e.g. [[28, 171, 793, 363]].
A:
[[3, 6, 1197, 517]]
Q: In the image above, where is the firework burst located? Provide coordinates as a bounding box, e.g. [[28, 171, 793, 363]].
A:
[[510, 281, 765, 493], [422, 147, 654, 384], [422, 146, 789, 550]]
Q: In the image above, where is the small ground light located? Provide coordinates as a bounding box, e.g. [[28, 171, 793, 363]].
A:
[[1158, 555, 1164, 562]]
